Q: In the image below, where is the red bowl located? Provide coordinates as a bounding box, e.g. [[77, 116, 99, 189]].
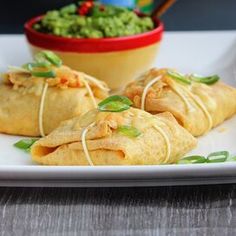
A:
[[24, 15, 164, 90], [25, 15, 164, 53]]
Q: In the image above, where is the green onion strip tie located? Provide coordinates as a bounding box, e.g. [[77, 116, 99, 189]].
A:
[[73, 71, 99, 109], [141, 75, 162, 110], [167, 70, 213, 130], [81, 78, 97, 109], [179, 85, 213, 132], [38, 82, 49, 137], [81, 122, 96, 166], [153, 122, 171, 164], [166, 72, 195, 114], [166, 80, 195, 113]]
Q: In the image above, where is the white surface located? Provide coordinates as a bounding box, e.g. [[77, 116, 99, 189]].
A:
[[0, 31, 236, 187]]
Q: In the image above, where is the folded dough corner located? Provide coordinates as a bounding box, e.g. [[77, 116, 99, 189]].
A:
[[124, 68, 236, 136], [31, 108, 197, 166]]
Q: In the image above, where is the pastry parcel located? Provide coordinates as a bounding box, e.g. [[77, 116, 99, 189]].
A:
[[124, 68, 236, 136], [0, 51, 109, 137], [31, 96, 197, 166]]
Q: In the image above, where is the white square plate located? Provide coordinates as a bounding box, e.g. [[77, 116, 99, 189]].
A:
[[0, 31, 236, 187]]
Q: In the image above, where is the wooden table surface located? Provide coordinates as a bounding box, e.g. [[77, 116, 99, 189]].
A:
[[0, 185, 235, 236]]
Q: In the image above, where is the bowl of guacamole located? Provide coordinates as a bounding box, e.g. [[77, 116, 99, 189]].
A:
[[24, 2, 164, 90]]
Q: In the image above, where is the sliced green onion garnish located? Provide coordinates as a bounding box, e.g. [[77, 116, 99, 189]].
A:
[[178, 151, 234, 165], [117, 125, 141, 138], [14, 139, 38, 152], [178, 155, 206, 164], [207, 151, 229, 163], [26, 63, 56, 78], [227, 155, 236, 162], [35, 52, 51, 64], [31, 70, 56, 78], [190, 74, 220, 85], [24, 62, 51, 70], [98, 95, 133, 112], [167, 70, 192, 85], [35, 51, 62, 67], [98, 95, 133, 107], [98, 101, 130, 112]]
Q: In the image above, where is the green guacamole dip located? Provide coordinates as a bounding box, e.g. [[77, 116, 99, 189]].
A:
[[33, 3, 154, 38]]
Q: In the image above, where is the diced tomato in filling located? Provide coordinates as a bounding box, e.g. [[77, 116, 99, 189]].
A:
[[60, 77, 68, 84]]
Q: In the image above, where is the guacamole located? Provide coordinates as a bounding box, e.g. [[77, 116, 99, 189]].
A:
[[33, 3, 154, 38]]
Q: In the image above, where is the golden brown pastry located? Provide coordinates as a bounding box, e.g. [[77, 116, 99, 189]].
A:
[[31, 106, 197, 166], [0, 65, 109, 137], [124, 68, 236, 136]]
